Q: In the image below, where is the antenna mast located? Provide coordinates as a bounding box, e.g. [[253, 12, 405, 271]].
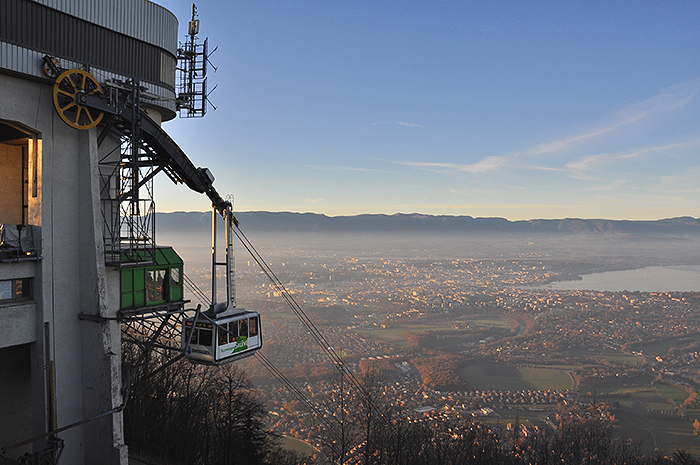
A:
[[176, 3, 217, 117]]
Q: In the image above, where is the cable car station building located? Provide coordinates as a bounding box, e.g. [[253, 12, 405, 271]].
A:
[[0, 1, 195, 463]]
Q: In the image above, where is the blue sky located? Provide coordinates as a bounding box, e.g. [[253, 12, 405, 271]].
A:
[[154, 1, 700, 220]]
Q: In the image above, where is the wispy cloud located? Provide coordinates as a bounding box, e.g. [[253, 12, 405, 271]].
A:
[[659, 167, 700, 193], [585, 178, 629, 192], [564, 153, 622, 173], [378, 81, 700, 208], [396, 155, 509, 174], [393, 82, 700, 181], [448, 183, 527, 196], [561, 140, 696, 180], [371, 121, 424, 128], [529, 166, 566, 172], [527, 80, 700, 155], [305, 164, 391, 173]]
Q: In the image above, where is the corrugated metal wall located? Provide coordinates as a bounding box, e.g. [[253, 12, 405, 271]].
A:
[[0, 0, 176, 88], [0, 43, 177, 114], [0, 43, 39, 78], [31, 0, 178, 55]]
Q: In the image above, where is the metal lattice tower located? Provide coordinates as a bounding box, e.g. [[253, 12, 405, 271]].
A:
[[99, 80, 157, 267]]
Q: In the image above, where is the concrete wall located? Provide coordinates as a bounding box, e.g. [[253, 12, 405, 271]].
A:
[[0, 1, 179, 462], [0, 301, 37, 348], [0, 72, 126, 465]]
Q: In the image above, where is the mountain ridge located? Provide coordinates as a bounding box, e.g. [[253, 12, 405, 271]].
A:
[[156, 211, 700, 237]]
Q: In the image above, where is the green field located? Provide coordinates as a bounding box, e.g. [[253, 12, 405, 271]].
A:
[[357, 314, 516, 346], [613, 407, 700, 456], [357, 324, 457, 343], [578, 375, 700, 455], [459, 363, 572, 391], [623, 387, 675, 412], [579, 374, 649, 396], [480, 399, 700, 456], [280, 436, 319, 457], [655, 383, 689, 407], [519, 367, 573, 390], [630, 334, 700, 357], [480, 407, 546, 429], [459, 315, 518, 329], [579, 376, 689, 406], [563, 348, 645, 365]]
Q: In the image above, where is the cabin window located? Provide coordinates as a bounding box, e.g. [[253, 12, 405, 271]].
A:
[[184, 321, 213, 346], [217, 323, 228, 346], [199, 327, 212, 346], [146, 269, 166, 303], [249, 317, 258, 337], [239, 319, 248, 338], [184, 324, 192, 344], [169, 267, 183, 301], [228, 320, 239, 343], [170, 268, 180, 288], [0, 278, 30, 301], [0, 281, 10, 300]]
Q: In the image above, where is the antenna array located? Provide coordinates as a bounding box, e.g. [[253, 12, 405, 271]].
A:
[[176, 3, 217, 117]]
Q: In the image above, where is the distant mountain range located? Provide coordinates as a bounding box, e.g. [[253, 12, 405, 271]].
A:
[[156, 211, 700, 237]]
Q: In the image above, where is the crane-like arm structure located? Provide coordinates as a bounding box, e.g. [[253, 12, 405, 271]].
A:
[[124, 104, 231, 216], [49, 64, 231, 217]]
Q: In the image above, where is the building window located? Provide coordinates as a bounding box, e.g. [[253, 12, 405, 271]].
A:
[[0, 278, 30, 301]]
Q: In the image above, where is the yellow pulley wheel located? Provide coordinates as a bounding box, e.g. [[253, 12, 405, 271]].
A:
[[53, 69, 105, 130]]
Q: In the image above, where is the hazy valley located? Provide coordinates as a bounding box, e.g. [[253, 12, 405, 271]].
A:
[[158, 211, 700, 458]]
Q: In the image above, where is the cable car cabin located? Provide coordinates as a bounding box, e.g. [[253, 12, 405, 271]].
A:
[[119, 247, 185, 313], [183, 310, 262, 365]]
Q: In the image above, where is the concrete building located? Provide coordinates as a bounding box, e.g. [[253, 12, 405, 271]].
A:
[[0, 1, 185, 463]]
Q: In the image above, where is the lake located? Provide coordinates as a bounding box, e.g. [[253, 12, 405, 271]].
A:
[[542, 265, 700, 292]]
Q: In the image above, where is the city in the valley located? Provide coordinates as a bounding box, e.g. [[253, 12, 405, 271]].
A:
[[172, 230, 700, 457]]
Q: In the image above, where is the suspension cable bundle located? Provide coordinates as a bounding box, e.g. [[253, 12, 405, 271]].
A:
[[183, 272, 210, 306], [234, 226, 396, 431], [183, 268, 343, 455], [255, 352, 341, 437], [182, 221, 397, 455]]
